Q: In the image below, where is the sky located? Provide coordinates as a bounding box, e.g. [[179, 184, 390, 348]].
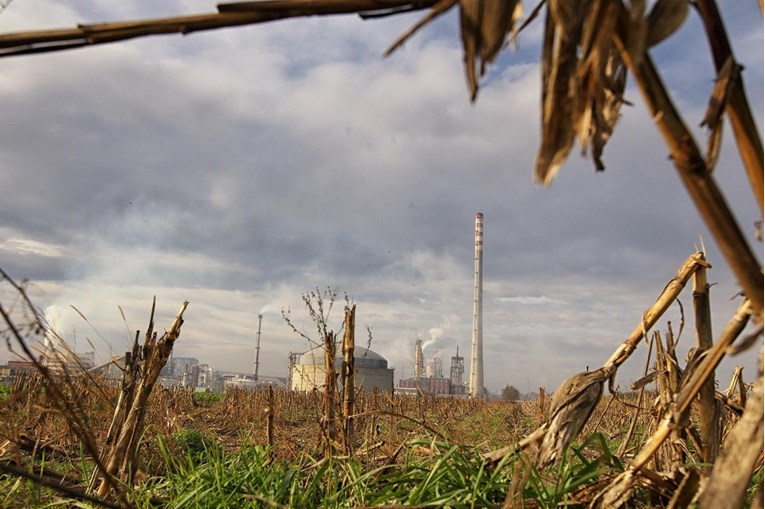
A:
[[0, 1, 762, 395]]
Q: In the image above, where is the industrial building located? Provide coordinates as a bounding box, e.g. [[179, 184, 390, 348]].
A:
[[223, 375, 289, 391], [289, 345, 394, 393], [397, 342, 466, 396], [400, 212, 484, 398]]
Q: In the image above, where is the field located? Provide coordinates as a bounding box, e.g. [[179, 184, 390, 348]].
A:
[[0, 370, 761, 508]]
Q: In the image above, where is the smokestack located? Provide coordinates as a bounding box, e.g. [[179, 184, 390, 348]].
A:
[[254, 313, 263, 381], [469, 212, 484, 398]]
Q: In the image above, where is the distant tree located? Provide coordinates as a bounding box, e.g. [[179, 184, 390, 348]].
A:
[[501, 385, 521, 402]]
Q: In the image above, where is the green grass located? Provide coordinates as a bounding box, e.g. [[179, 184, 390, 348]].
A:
[[130, 435, 622, 508], [1, 419, 759, 508], [0, 431, 637, 508], [191, 391, 223, 406]]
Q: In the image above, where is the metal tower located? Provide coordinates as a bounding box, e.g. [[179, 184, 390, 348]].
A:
[[450, 346, 464, 387]]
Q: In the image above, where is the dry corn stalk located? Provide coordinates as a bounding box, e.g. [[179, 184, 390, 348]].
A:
[[0, 269, 129, 506], [699, 349, 763, 509], [608, 2, 764, 322], [693, 256, 720, 466], [591, 299, 753, 508], [88, 330, 143, 492], [322, 329, 338, 453], [342, 304, 356, 453], [695, 0, 764, 213], [96, 300, 189, 497]]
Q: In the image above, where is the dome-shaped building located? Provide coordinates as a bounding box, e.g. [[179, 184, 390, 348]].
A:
[[289, 345, 394, 393]]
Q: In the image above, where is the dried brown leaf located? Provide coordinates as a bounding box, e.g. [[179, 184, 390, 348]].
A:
[[573, 1, 626, 171], [477, 0, 522, 73], [384, 0, 457, 57], [459, 0, 522, 101], [537, 366, 612, 467], [534, 0, 628, 184], [547, 0, 588, 40], [626, 0, 647, 60], [459, 0, 482, 100], [645, 0, 689, 47], [630, 369, 662, 390], [701, 56, 740, 171], [534, 8, 578, 185]]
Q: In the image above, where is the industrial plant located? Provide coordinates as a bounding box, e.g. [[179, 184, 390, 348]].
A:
[[397, 212, 486, 398], [2, 214, 491, 399], [397, 338, 466, 396]]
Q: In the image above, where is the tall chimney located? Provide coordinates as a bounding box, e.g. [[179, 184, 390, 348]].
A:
[[254, 313, 263, 381], [469, 212, 484, 398]]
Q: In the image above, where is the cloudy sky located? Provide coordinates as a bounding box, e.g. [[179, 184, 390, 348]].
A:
[[0, 1, 761, 394]]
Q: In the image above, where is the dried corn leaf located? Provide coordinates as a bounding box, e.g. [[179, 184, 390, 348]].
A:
[[460, 0, 523, 101], [645, 0, 689, 47], [592, 467, 685, 508], [384, 0, 457, 57], [630, 369, 662, 390], [537, 366, 612, 467], [388, 0, 521, 101], [701, 56, 739, 171], [625, 0, 647, 65], [575, 1, 626, 171], [591, 51, 626, 170], [535, 0, 627, 182], [534, 8, 578, 185], [460, 0, 483, 100], [590, 470, 637, 508], [477, 0, 522, 73]]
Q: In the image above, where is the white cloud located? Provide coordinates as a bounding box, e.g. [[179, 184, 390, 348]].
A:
[[495, 295, 566, 306], [0, 235, 64, 258]]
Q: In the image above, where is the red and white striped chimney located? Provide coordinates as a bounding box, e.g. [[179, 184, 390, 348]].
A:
[[469, 212, 484, 398]]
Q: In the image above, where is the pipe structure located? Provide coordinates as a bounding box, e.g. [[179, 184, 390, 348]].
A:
[[254, 313, 263, 381]]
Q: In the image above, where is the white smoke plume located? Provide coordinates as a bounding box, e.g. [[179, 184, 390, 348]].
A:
[[421, 326, 442, 352]]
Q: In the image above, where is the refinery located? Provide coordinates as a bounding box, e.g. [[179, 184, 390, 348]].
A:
[[1, 213, 489, 399]]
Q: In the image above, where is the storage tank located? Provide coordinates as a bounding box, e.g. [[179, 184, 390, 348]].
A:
[[290, 345, 394, 393]]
